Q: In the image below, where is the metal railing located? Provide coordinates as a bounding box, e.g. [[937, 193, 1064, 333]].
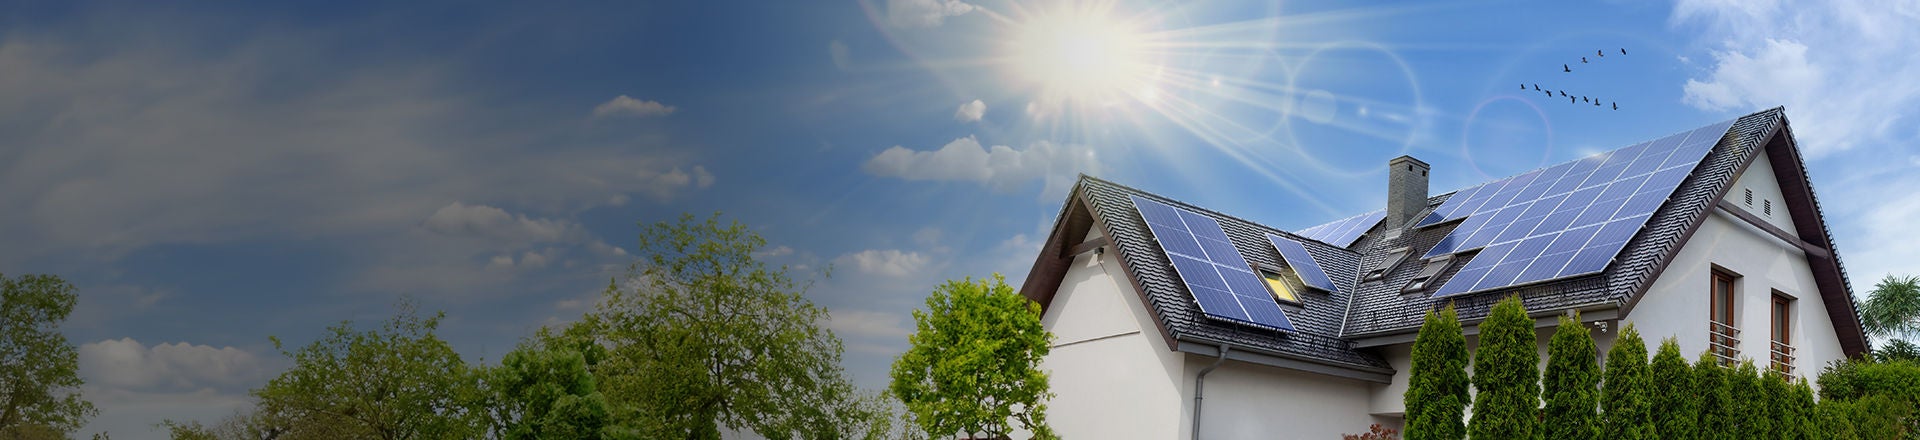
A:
[[1708, 321, 1741, 367], [1771, 340, 1797, 379]]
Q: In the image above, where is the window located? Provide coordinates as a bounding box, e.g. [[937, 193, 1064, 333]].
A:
[[1772, 293, 1796, 376], [1365, 248, 1410, 282], [1744, 188, 1754, 206], [1402, 255, 1456, 294], [1709, 270, 1740, 365], [1260, 269, 1303, 305]]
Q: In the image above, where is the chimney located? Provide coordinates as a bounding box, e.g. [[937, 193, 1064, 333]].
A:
[[1387, 155, 1430, 228]]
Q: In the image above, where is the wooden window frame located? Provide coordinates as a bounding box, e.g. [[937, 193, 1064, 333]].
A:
[[1772, 293, 1792, 346], [1257, 267, 1305, 306], [1711, 270, 1737, 327]]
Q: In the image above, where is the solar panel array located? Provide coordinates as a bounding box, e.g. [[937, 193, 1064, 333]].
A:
[[1296, 210, 1386, 248], [1426, 118, 1738, 298], [1130, 196, 1296, 331], [1269, 234, 1338, 291]]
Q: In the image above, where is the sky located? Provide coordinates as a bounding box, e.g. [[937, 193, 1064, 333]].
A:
[[2, 0, 1918, 438]]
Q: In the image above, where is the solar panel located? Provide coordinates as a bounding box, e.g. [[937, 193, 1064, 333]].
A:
[[1296, 210, 1386, 248], [1268, 234, 1338, 291], [1429, 117, 1738, 298], [1130, 196, 1296, 331]]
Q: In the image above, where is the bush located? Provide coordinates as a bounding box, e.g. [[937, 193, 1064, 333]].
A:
[[1404, 304, 1467, 440], [1692, 354, 1733, 439], [1727, 361, 1771, 438], [1817, 359, 1920, 438], [1647, 339, 1695, 439], [1542, 313, 1599, 440], [1468, 296, 1538, 439], [1601, 324, 1651, 439]]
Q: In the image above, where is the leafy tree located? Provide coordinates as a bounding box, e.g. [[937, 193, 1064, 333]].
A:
[[891, 274, 1055, 440], [1875, 339, 1920, 363], [1542, 313, 1599, 440], [1647, 338, 1695, 439], [585, 213, 877, 439], [1468, 295, 1537, 440], [1861, 275, 1920, 340], [253, 302, 482, 440], [481, 333, 629, 440], [1728, 361, 1771, 438], [0, 274, 96, 435], [1600, 323, 1651, 439], [1693, 353, 1733, 439], [1404, 304, 1468, 440], [1816, 359, 1920, 436]]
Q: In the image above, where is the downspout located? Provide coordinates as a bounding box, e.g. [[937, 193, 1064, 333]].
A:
[[1192, 344, 1230, 440]]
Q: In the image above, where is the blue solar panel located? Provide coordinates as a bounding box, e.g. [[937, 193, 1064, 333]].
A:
[[1130, 196, 1296, 331], [1429, 117, 1736, 298], [1268, 234, 1338, 291], [1297, 210, 1386, 248]]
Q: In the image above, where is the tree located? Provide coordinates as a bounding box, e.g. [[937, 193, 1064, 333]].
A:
[[0, 274, 96, 435], [481, 332, 629, 440], [585, 213, 877, 439], [1759, 372, 1792, 440], [1542, 313, 1599, 440], [1693, 354, 1733, 439], [1860, 275, 1920, 340], [1727, 361, 1771, 438], [1404, 304, 1468, 440], [1468, 295, 1538, 440], [1647, 339, 1695, 439], [891, 274, 1055, 440], [1601, 323, 1651, 439], [1789, 379, 1820, 440], [253, 301, 481, 440], [1874, 339, 1920, 363]]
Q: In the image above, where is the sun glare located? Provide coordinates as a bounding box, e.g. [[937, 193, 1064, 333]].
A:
[[1007, 4, 1157, 103]]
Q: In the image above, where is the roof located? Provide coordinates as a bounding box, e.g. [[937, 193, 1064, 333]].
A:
[[1019, 107, 1869, 377]]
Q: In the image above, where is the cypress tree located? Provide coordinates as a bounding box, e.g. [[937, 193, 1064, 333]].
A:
[[1759, 372, 1791, 440], [1789, 379, 1818, 440], [1405, 303, 1468, 440], [1600, 323, 1651, 439], [1728, 361, 1771, 438], [1694, 353, 1733, 439], [1542, 313, 1599, 440], [1468, 295, 1538, 440], [1647, 339, 1695, 439]]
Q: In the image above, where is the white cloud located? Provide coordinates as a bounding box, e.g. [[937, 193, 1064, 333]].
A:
[[422, 202, 582, 246], [79, 338, 270, 391], [828, 309, 914, 341], [954, 99, 986, 122], [862, 136, 1102, 198], [828, 40, 852, 71], [591, 95, 677, 119], [633, 165, 715, 201], [1672, 0, 1920, 157], [835, 249, 930, 278], [754, 245, 795, 258], [886, 0, 975, 28]]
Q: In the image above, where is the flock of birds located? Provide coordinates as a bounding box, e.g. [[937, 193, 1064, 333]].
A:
[[1525, 48, 1627, 110]]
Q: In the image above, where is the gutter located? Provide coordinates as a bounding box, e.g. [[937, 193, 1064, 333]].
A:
[[1192, 344, 1229, 440]]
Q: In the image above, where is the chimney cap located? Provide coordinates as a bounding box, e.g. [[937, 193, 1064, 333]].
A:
[[1389, 155, 1429, 168]]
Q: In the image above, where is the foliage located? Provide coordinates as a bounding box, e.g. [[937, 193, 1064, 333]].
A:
[[1542, 313, 1599, 440], [1467, 295, 1537, 440], [1403, 303, 1467, 440], [1817, 359, 1920, 437], [0, 274, 96, 435], [1876, 340, 1920, 363], [1828, 395, 1914, 440], [1760, 374, 1797, 440], [1692, 353, 1733, 439], [1727, 361, 1771, 438], [1647, 338, 1695, 439], [1600, 323, 1651, 439], [890, 274, 1055, 440], [1861, 275, 1920, 340], [480, 334, 629, 440], [1342, 423, 1401, 440], [253, 301, 481, 440], [584, 212, 878, 439]]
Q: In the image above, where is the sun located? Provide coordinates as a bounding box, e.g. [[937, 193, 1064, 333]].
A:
[[1006, 3, 1158, 103]]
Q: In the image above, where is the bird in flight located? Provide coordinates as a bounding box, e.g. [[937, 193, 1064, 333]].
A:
[[1534, 84, 1541, 91], [1594, 100, 1600, 107], [1613, 102, 1619, 110], [1559, 90, 1567, 97], [1582, 57, 1589, 63], [1598, 49, 1605, 57], [1621, 48, 1627, 55], [1569, 95, 1576, 104], [1521, 83, 1526, 89], [1582, 96, 1589, 103], [1564, 64, 1571, 72]]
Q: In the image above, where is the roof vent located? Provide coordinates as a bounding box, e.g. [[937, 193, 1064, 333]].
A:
[[1387, 156, 1430, 228]]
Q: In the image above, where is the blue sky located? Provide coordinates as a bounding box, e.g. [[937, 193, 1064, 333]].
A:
[[3, 0, 1917, 437]]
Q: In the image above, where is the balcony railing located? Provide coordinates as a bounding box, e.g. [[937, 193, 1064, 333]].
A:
[[1771, 340, 1797, 379], [1709, 321, 1740, 367]]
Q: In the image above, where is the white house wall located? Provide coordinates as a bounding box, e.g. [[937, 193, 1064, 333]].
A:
[[1722, 153, 1798, 233], [1039, 228, 1188, 439], [1192, 356, 1389, 440]]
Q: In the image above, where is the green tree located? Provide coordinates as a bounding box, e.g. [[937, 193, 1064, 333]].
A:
[[253, 302, 481, 440], [1727, 361, 1771, 438], [1759, 372, 1791, 440], [1693, 354, 1733, 439], [1861, 275, 1920, 340], [1788, 379, 1819, 440], [1875, 339, 1920, 363], [1647, 339, 1695, 439], [585, 213, 878, 439], [1601, 323, 1651, 439], [891, 275, 1055, 440], [481, 332, 629, 440], [0, 274, 96, 436], [1404, 304, 1468, 440], [1542, 313, 1599, 440], [1468, 296, 1537, 440]]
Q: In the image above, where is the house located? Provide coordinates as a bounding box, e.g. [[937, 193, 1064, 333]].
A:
[[1018, 107, 1867, 439]]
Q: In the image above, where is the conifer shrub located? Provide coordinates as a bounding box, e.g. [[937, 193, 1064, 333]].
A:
[[1468, 296, 1538, 440], [1404, 304, 1467, 440], [1600, 324, 1651, 439], [1542, 313, 1599, 440]]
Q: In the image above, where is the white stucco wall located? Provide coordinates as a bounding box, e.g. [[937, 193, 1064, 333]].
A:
[[1723, 153, 1798, 233], [1040, 229, 1188, 439], [1627, 207, 1845, 380], [1195, 357, 1392, 440]]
